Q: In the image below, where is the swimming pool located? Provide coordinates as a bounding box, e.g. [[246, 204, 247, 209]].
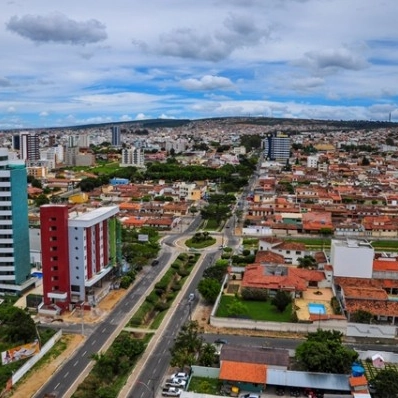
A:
[[308, 303, 326, 315]]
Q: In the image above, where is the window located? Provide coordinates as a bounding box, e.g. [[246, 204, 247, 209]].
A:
[[71, 285, 80, 292], [75, 256, 79, 260]]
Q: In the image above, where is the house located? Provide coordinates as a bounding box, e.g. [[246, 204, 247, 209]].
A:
[[241, 264, 326, 297]]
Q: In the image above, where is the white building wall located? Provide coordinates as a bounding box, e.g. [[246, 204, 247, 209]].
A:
[[68, 226, 86, 301], [330, 239, 374, 278]]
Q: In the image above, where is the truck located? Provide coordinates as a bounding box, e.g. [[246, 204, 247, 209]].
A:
[[162, 387, 182, 397]]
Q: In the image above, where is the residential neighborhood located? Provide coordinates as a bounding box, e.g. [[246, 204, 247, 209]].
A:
[[1, 117, 398, 397]]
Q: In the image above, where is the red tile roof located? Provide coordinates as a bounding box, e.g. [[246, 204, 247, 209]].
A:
[[255, 250, 285, 264], [219, 360, 267, 384]]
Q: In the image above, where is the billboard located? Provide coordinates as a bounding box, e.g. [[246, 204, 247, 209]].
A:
[[1, 340, 40, 365], [138, 234, 149, 242]]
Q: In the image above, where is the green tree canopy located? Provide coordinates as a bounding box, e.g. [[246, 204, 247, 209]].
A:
[[295, 329, 358, 374], [350, 309, 373, 324], [170, 320, 203, 369], [198, 278, 221, 304], [372, 368, 398, 397], [271, 290, 292, 312]]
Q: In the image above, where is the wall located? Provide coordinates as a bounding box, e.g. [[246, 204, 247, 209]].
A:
[[210, 316, 397, 339], [210, 316, 347, 334], [12, 330, 62, 386], [347, 323, 396, 339]]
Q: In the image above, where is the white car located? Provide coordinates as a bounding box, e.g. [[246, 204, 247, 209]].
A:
[[170, 372, 189, 380]]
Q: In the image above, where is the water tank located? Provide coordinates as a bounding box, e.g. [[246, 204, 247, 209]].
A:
[[352, 365, 365, 377]]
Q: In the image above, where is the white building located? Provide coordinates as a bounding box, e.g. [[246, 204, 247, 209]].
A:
[[330, 239, 374, 278], [120, 147, 145, 168], [307, 155, 319, 168]]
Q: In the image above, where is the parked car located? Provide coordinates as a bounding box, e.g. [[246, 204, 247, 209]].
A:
[[151, 259, 159, 266], [162, 387, 181, 397], [240, 394, 260, 398], [165, 377, 186, 388], [170, 372, 189, 380]]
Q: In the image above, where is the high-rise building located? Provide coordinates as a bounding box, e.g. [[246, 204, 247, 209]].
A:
[[120, 147, 145, 168], [20, 132, 40, 161], [111, 126, 121, 147], [40, 205, 120, 311], [263, 132, 291, 162], [0, 148, 34, 294]]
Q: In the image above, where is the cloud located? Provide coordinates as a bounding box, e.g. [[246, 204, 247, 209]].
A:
[[154, 13, 270, 61], [291, 77, 324, 91], [0, 77, 11, 87], [135, 113, 147, 120], [298, 48, 368, 72], [181, 75, 234, 91], [119, 114, 132, 121], [6, 13, 107, 45], [39, 111, 49, 117], [7, 106, 16, 113]]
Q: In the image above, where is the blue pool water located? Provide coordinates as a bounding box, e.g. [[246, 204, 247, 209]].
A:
[[308, 303, 326, 315], [31, 272, 43, 278]]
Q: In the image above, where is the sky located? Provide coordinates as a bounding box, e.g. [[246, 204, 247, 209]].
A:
[[1, 0, 398, 129]]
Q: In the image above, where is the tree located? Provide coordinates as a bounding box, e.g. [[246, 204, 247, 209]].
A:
[[170, 320, 203, 368], [295, 329, 358, 374], [198, 278, 221, 304], [350, 309, 373, 324], [271, 291, 292, 312], [226, 299, 247, 317], [372, 368, 398, 397], [198, 343, 217, 367], [34, 194, 50, 207], [297, 255, 317, 269]]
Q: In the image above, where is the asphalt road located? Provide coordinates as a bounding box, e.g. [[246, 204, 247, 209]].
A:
[[128, 251, 221, 398], [34, 251, 173, 398]]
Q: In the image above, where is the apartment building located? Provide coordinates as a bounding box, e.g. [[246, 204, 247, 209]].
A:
[[40, 205, 120, 312], [0, 148, 34, 294]]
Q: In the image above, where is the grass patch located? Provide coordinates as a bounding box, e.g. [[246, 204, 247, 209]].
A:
[[185, 237, 216, 249], [203, 219, 220, 231], [188, 376, 221, 395], [216, 295, 292, 322]]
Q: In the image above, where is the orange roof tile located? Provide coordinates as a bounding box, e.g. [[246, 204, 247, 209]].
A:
[[349, 375, 368, 387], [255, 250, 285, 264], [219, 360, 267, 384], [373, 259, 398, 272]]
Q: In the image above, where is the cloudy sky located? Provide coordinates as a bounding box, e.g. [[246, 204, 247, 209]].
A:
[[1, 0, 397, 129]]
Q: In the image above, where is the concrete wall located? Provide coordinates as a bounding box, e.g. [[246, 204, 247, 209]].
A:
[[210, 316, 398, 339], [356, 350, 398, 363], [12, 330, 62, 386], [347, 323, 396, 339], [190, 365, 220, 379], [210, 316, 348, 334]]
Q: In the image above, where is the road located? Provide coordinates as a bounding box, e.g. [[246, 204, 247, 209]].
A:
[[34, 215, 204, 397], [34, 251, 174, 398], [129, 250, 219, 398]]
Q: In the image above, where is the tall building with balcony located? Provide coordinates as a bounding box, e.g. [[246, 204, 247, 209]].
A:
[[263, 132, 291, 162], [20, 132, 40, 162], [40, 205, 120, 312], [111, 126, 121, 147], [0, 148, 34, 294], [120, 147, 145, 168]]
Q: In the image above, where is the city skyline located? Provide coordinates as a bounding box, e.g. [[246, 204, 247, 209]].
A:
[[1, 0, 397, 129]]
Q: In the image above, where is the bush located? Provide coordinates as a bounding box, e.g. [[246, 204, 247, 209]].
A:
[[177, 269, 189, 277], [145, 292, 159, 304], [241, 287, 268, 301], [155, 302, 170, 311]]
